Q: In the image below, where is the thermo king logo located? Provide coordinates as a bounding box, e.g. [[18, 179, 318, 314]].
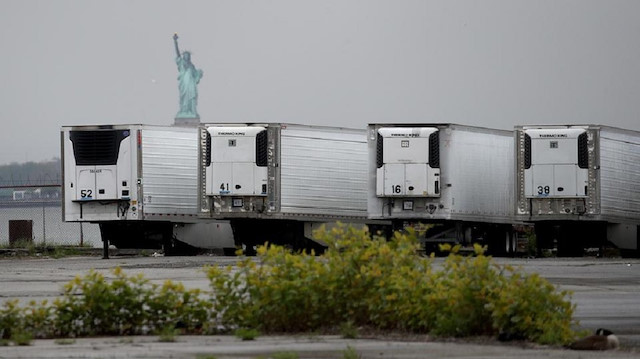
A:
[[390, 133, 420, 138], [217, 132, 246, 136], [538, 134, 568, 138]]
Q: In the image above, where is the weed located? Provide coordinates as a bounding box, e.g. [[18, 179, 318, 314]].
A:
[[50, 247, 84, 259], [1, 239, 34, 250], [0, 339, 9, 346], [0, 299, 23, 339], [0, 225, 580, 346], [340, 321, 358, 339], [271, 352, 299, 359], [342, 345, 361, 359], [235, 328, 260, 341], [0, 241, 88, 259], [157, 325, 179, 342], [11, 331, 33, 346], [23, 300, 54, 338], [54, 338, 76, 345], [206, 224, 579, 345], [195, 355, 218, 359], [524, 228, 537, 257]]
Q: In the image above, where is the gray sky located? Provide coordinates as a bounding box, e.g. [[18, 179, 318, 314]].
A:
[[1, 0, 639, 165]]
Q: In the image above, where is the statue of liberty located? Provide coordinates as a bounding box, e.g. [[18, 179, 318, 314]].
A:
[[173, 33, 203, 119]]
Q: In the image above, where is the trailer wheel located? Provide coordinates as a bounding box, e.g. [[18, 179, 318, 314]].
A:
[[243, 243, 257, 256], [502, 230, 516, 257], [487, 226, 513, 257]]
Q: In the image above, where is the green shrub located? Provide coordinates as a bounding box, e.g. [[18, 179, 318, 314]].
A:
[[52, 267, 211, 337], [52, 268, 150, 336], [23, 300, 55, 338], [342, 345, 361, 359], [488, 271, 575, 344], [234, 328, 260, 340], [54, 338, 76, 345], [0, 225, 579, 346], [50, 247, 83, 259], [339, 321, 358, 339], [11, 330, 33, 346], [271, 352, 299, 359], [0, 299, 23, 339], [146, 280, 212, 334], [195, 355, 217, 359], [157, 325, 179, 342], [205, 224, 579, 345]]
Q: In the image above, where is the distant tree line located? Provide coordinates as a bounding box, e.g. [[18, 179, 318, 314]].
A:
[[0, 159, 61, 187]]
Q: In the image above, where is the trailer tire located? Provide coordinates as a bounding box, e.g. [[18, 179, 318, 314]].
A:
[[486, 226, 513, 257]]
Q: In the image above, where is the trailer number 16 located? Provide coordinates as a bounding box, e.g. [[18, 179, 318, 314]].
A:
[[537, 186, 550, 195], [392, 185, 402, 194]]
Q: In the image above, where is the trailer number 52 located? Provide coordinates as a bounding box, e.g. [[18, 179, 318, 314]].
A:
[[80, 189, 93, 198]]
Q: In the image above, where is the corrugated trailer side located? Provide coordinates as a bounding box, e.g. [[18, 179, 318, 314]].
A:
[[599, 126, 640, 223], [140, 126, 200, 219], [441, 125, 514, 223], [279, 124, 368, 218]]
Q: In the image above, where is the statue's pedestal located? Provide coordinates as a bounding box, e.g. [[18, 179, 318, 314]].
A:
[[174, 117, 200, 127]]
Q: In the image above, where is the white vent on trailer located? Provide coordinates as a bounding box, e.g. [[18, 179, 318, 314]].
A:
[[69, 130, 132, 201], [523, 128, 589, 198], [375, 127, 440, 197], [205, 126, 268, 196]]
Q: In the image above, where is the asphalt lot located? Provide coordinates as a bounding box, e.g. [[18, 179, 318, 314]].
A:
[[0, 255, 639, 358]]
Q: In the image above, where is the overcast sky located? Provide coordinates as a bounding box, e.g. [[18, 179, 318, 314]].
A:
[[1, 0, 639, 164]]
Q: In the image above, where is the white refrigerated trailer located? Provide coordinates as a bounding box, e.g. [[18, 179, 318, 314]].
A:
[[368, 123, 517, 254], [198, 123, 381, 253], [61, 124, 235, 256], [515, 125, 640, 256]]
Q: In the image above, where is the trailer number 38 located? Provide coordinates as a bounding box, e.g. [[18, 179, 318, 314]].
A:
[[537, 186, 550, 195]]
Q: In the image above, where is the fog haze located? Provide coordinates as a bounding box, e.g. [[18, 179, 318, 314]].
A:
[[1, 0, 639, 164]]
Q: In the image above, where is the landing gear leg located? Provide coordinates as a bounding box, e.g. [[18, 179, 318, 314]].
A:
[[102, 239, 109, 259]]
